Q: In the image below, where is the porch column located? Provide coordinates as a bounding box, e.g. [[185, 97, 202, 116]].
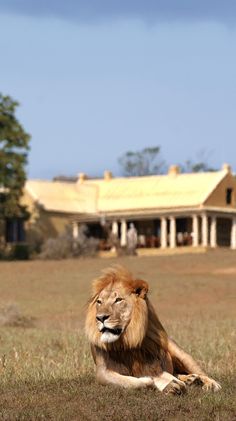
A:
[[169, 216, 176, 248], [161, 217, 168, 248], [192, 215, 199, 247], [231, 217, 236, 250], [210, 216, 217, 248], [120, 219, 127, 247], [112, 221, 118, 237], [72, 221, 79, 239], [201, 214, 208, 247]]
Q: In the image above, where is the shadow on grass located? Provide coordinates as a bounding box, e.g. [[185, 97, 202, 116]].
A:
[[0, 374, 235, 421]]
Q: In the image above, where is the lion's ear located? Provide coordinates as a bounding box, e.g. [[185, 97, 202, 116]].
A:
[[133, 279, 149, 299]]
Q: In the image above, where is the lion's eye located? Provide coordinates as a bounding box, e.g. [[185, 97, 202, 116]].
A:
[[115, 297, 123, 303], [97, 299, 102, 305]]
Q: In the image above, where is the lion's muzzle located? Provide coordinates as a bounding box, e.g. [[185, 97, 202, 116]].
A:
[[96, 314, 110, 323], [96, 316, 123, 343]]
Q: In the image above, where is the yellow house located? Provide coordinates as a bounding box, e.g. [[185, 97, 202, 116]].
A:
[[22, 163, 236, 250]]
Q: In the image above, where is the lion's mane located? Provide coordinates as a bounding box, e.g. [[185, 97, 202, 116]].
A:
[[85, 267, 168, 358]]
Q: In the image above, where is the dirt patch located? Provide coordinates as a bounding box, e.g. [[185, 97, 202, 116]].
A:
[[213, 267, 236, 275]]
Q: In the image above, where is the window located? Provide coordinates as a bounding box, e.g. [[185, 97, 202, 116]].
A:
[[5, 219, 25, 243], [226, 188, 233, 205]]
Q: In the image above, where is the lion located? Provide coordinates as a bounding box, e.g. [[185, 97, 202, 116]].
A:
[[85, 266, 221, 395]]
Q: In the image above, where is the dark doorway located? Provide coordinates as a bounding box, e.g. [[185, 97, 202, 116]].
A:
[[87, 223, 106, 239], [217, 218, 231, 247], [176, 218, 192, 246]]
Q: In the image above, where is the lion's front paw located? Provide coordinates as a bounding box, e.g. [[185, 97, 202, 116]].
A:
[[164, 379, 187, 396], [178, 374, 221, 392], [201, 376, 222, 392], [178, 374, 203, 387]]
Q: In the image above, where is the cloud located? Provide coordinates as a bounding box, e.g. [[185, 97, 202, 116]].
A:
[[1, 0, 236, 25]]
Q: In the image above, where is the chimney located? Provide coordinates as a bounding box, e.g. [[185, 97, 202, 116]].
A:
[[222, 163, 231, 173], [104, 170, 113, 181], [78, 173, 87, 184], [168, 165, 180, 176]]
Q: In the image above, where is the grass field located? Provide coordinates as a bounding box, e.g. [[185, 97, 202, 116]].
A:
[[0, 249, 235, 420]]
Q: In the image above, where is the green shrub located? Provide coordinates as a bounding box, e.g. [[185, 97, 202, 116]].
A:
[[11, 243, 30, 260]]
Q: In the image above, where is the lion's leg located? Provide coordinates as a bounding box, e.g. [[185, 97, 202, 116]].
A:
[[168, 338, 221, 392], [96, 367, 154, 389], [168, 338, 205, 375], [153, 372, 187, 395]]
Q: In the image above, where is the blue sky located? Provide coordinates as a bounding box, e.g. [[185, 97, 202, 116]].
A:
[[1, 1, 236, 179]]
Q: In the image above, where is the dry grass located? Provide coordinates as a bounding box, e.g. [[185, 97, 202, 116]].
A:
[[0, 303, 35, 328], [0, 249, 235, 420]]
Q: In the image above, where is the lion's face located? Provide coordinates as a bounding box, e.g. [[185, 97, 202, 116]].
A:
[[85, 268, 150, 349], [95, 282, 134, 343]]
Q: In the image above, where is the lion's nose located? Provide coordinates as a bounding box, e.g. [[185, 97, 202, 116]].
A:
[[96, 314, 109, 323]]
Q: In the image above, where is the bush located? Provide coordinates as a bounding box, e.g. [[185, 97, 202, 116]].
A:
[[0, 243, 30, 260], [40, 237, 70, 260], [26, 226, 44, 255], [11, 243, 30, 260], [74, 224, 99, 257], [0, 246, 5, 260], [40, 225, 99, 260]]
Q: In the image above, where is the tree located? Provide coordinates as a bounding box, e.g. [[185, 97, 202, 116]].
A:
[[0, 94, 30, 220], [118, 146, 166, 177], [180, 150, 216, 173]]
